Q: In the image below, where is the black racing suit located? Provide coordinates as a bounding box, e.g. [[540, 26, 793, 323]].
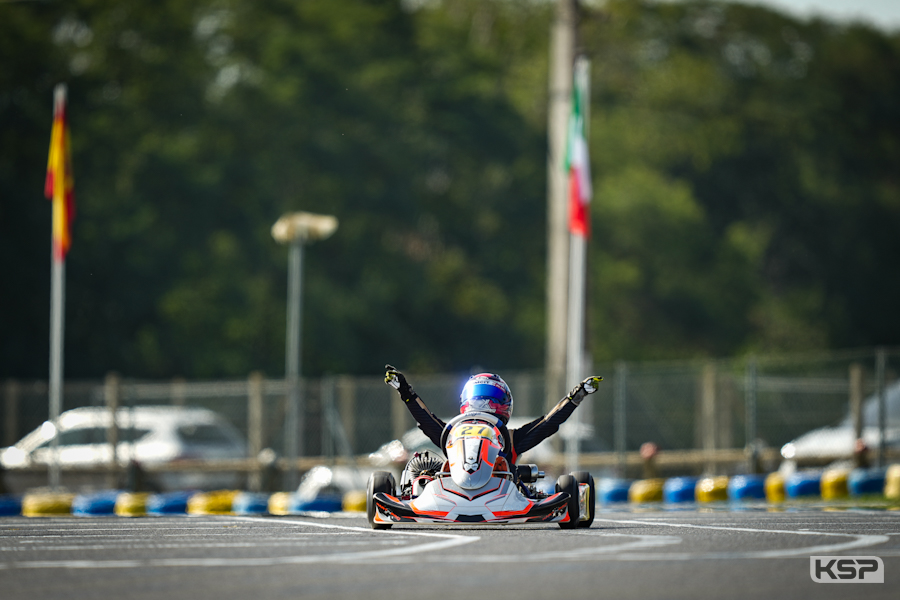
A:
[[396, 387, 580, 473]]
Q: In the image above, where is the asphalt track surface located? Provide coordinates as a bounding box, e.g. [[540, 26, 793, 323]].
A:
[[0, 506, 898, 600]]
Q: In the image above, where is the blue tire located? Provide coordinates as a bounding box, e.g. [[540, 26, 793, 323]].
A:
[[147, 491, 194, 515], [0, 495, 22, 516], [598, 478, 631, 504], [233, 492, 270, 515], [786, 471, 821, 498], [663, 477, 698, 503], [728, 474, 767, 500], [289, 494, 343, 513], [72, 491, 120, 516], [849, 467, 887, 496]]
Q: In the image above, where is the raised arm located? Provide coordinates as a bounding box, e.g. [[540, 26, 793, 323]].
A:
[[384, 364, 446, 448], [510, 376, 603, 458]]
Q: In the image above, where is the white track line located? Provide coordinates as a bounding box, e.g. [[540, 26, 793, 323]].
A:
[[363, 519, 892, 564], [591, 517, 890, 560], [420, 532, 684, 563], [0, 516, 479, 570], [0, 516, 893, 568]]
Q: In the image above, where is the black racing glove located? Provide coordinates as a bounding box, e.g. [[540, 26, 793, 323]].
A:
[[568, 375, 603, 405], [384, 364, 414, 400]]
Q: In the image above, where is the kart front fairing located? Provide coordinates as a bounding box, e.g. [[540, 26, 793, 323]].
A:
[[372, 472, 573, 525], [372, 413, 575, 525]]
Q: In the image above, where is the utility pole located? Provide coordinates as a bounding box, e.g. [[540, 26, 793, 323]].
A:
[[545, 0, 577, 413]]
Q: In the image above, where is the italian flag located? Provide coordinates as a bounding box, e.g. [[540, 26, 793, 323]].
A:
[[565, 59, 591, 237], [44, 85, 75, 261]]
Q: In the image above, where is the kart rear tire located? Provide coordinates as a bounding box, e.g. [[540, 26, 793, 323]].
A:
[[556, 474, 580, 529], [367, 471, 395, 530], [572, 471, 595, 528]]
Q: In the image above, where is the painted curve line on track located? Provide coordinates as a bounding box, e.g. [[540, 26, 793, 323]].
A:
[[411, 532, 684, 564], [587, 517, 890, 560], [0, 516, 891, 568], [359, 520, 891, 564], [0, 517, 480, 570]]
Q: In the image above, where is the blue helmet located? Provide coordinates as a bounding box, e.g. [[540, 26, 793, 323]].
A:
[[459, 373, 513, 425]]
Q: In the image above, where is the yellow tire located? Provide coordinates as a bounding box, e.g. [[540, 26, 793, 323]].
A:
[[765, 472, 785, 503], [695, 476, 729, 502], [628, 478, 664, 503], [885, 464, 900, 500], [268, 492, 293, 516], [115, 492, 151, 516], [186, 490, 240, 515], [22, 492, 74, 517], [342, 490, 367, 513], [821, 468, 850, 500]]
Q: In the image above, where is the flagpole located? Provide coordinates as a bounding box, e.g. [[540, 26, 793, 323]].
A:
[[565, 233, 586, 472], [49, 247, 65, 490], [47, 83, 69, 491], [565, 57, 591, 473]]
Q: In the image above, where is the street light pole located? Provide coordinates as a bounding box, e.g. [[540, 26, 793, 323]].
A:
[[272, 212, 338, 490], [285, 237, 304, 490]]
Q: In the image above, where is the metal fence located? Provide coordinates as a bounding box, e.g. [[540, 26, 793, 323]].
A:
[[3, 347, 898, 486]]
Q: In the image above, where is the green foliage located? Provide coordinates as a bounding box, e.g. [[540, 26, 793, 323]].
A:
[[584, 0, 900, 359], [1, 0, 899, 379]]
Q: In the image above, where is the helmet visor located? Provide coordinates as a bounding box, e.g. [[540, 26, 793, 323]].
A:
[[461, 383, 510, 417], [463, 383, 508, 403]]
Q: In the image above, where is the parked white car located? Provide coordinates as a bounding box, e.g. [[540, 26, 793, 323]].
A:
[[780, 381, 900, 472], [0, 406, 247, 492]]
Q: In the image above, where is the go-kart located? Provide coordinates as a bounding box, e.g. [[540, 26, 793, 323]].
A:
[[366, 412, 595, 529]]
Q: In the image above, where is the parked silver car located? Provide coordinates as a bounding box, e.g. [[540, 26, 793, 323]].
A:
[[0, 406, 247, 492]]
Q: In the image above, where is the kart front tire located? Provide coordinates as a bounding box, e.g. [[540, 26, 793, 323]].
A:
[[572, 471, 595, 528], [367, 471, 395, 530], [556, 474, 580, 529]]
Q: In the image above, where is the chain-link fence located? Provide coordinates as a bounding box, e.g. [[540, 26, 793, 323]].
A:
[[3, 347, 898, 489]]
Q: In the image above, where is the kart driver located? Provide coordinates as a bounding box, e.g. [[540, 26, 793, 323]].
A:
[[384, 365, 602, 475]]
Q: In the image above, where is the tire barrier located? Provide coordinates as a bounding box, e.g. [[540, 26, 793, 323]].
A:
[[115, 492, 150, 516], [848, 467, 887, 496], [764, 473, 785, 503], [785, 471, 821, 498], [187, 490, 240, 515], [268, 492, 293, 515], [6, 467, 897, 519], [695, 476, 729, 503], [232, 492, 270, 515], [628, 478, 664, 503], [820, 468, 850, 500], [342, 490, 367, 513], [147, 491, 193, 515], [72, 491, 121, 516], [22, 492, 74, 517], [727, 474, 766, 501], [886, 465, 900, 500], [598, 478, 631, 504], [663, 477, 698, 503], [0, 495, 23, 516]]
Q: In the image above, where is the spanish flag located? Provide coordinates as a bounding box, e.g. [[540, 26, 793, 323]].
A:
[[44, 84, 75, 261]]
